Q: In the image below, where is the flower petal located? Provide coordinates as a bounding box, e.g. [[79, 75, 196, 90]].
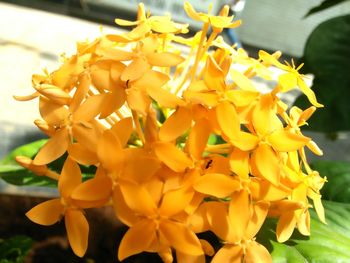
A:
[[111, 117, 133, 147], [228, 190, 250, 243], [155, 142, 193, 172], [121, 57, 150, 82], [147, 85, 184, 108], [276, 211, 296, 243], [245, 201, 269, 240], [230, 69, 256, 91], [97, 130, 124, 171], [119, 182, 157, 216], [205, 202, 230, 241], [231, 131, 259, 151], [159, 187, 194, 217], [70, 74, 91, 113], [268, 130, 310, 152], [26, 198, 63, 226], [33, 128, 69, 165], [245, 241, 272, 263], [90, 61, 115, 91], [187, 118, 211, 160], [147, 52, 184, 67], [279, 73, 297, 91], [71, 174, 112, 203], [226, 89, 259, 107], [118, 219, 157, 261], [216, 101, 240, 141], [187, 203, 210, 233], [297, 210, 311, 236], [65, 209, 89, 257], [250, 178, 290, 201], [184, 1, 203, 21], [211, 245, 242, 263], [132, 69, 169, 91], [112, 186, 139, 226], [126, 88, 151, 116], [184, 90, 219, 107], [252, 144, 280, 186], [68, 143, 98, 165], [159, 107, 192, 142], [194, 173, 240, 198], [297, 78, 323, 107], [35, 84, 71, 105], [59, 157, 82, 198], [99, 89, 126, 119], [229, 148, 249, 179], [73, 94, 104, 122], [159, 219, 203, 256], [122, 149, 161, 183], [39, 97, 69, 126]]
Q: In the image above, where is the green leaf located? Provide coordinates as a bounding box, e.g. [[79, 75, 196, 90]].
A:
[[0, 140, 56, 187], [257, 201, 350, 262], [0, 140, 47, 165], [304, 0, 349, 18], [0, 140, 95, 187], [311, 161, 350, 203], [0, 235, 32, 263], [295, 15, 350, 132]]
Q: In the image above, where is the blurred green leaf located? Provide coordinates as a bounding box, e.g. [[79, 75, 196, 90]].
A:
[[0, 140, 56, 187], [311, 161, 350, 203], [304, 0, 349, 18], [257, 201, 350, 262], [0, 140, 95, 187], [0, 235, 32, 263], [295, 15, 350, 132]]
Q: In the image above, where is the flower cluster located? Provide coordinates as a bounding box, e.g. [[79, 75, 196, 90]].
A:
[[16, 2, 326, 262]]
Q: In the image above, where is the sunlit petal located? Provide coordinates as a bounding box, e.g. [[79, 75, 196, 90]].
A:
[[194, 173, 240, 198], [33, 129, 69, 165], [252, 144, 280, 186], [211, 245, 242, 263], [159, 219, 203, 256], [245, 241, 272, 263], [276, 211, 296, 243], [228, 190, 250, 242], [147, 52, 184, 67], [155, 142, 193, 172], [216, 101, 240, 141], [187, 118, 211, 160], [159, 107, 192, 142], [268, 130, 310, 152]]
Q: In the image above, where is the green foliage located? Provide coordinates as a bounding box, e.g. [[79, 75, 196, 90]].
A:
[[0, 140, 95, 187], [0, 236, 32, 263], [311, 161, 350, 203], [258, 201, 350, 262], [304, 0, 349, 17], [0, 140, 56, 187], [295, 15, 350, 132]]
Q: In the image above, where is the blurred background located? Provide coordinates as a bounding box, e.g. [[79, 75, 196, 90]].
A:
[[0, 0, 350, 262]]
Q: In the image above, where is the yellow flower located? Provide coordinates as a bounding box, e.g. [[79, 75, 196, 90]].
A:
[[184, 1, 241, 33], [25, 158, 89, 257], [117, 182, 203, 261], [114, 3, 188, 41], [259, 50, 323, 107], [16, 2, 326, 262]]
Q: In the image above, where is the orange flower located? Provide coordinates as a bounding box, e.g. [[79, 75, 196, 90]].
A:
[[26, 158, 89, 257], [16, 2, 326, 262]]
